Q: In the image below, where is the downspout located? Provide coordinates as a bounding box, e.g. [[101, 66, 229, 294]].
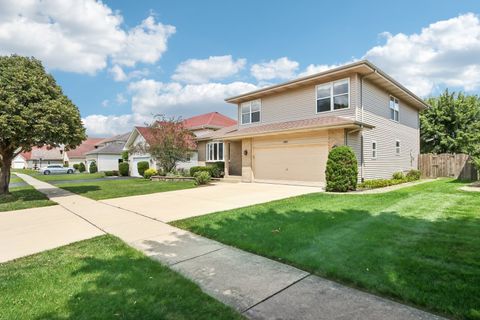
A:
[[359, 75, 364, 182]]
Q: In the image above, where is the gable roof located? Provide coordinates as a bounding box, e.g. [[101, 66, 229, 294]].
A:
[[86, 143, 125, 155], [225, 60, 429, 110], [21, 146, 64, 161], [67, 138, 105, 158], [183, 112, 236, 130], [100, 132, 131, 144]]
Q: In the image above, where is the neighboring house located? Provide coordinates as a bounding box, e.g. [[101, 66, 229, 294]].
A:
[[197, 60, 427, 187], [124, 112, 236, 177], [65, 138, 105, 167], [85, 132, 130, 172], [13, 146, 66, 169]]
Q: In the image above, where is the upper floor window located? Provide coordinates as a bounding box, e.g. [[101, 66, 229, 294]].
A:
[[206, 142, 224, 161], [390, 96, 399, 121], [316, 79, 349, 113], [241, 100, 261, 124]]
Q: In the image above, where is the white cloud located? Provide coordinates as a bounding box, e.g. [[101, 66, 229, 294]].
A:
[[364, 13, 480, 96], [109, 64, 150, 82], [298, 63, 355, 78], [112, 16, 175, 67], [0, 1, 175, 74], [128, 79, 257, 116], [250, 57, 299, 81], [172, 55, 246, 83], [101, 99, 109, 108], [82, 114, 149, 137], [116, 93, 128, 105]]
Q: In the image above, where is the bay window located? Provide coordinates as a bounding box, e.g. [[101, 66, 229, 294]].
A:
[[206, 142, 224, 161], [241, 100, 261, 124], [316, 79, 349, 113]]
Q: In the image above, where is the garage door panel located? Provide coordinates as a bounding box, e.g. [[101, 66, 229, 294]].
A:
[[253, 143, 327, 183]]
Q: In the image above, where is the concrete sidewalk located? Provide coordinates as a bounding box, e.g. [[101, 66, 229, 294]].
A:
[[14, 173, 444, 320]]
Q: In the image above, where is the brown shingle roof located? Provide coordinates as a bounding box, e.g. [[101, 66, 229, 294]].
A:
[[220, 116, 374, 139], [67, 138, 105, 158]]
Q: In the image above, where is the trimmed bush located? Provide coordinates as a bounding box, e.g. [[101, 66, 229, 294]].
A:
[[121, 151, 129, 162], [104, 171, 119, 177], [405, 169, 421, 181], [144, 168, 158, 179], [63, 162, 69, 167], [89, 161, 98, 174], [73, 164, 80, 171], [119, 162, 129, 176], [137, 161, 149, 177], [190, 166, 211, 177], [358, 179, 406, 189], [325, 146, 358, 192], [208, 162, 225, 178], [193, 171, 211, 185], [392, 171, 405, 180], [78, 162, 86, 173]]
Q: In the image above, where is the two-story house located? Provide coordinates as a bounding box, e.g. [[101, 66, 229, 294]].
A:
[[199, 60, 428, 187]]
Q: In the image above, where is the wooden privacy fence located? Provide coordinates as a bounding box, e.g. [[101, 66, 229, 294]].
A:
[[419, 153, 478, 180]]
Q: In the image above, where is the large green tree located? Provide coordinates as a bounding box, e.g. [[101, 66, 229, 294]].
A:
[[0, 55, 86, 194], [421, 90, 480, 156]]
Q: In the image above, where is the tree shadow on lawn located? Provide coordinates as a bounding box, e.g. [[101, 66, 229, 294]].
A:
[[0, 187, 50, 204], [175, 205, 480, 319], [35, 241, 241, 320], [54, 185, 101, 196]]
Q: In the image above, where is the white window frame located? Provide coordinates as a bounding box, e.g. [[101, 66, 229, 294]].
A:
[[315, 78, 350, 114], [206, 141, 225, 162], [390, 96, 399, 122], [240, 99, 261, 125], [372, 140, 377, 159], [395, 140, 401, 155]]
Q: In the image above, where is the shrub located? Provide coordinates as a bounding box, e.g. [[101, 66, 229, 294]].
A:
[[89, 161, 98, 174], [137, 161, 149, 177], [119, 162, 129, 176], [73, 164, 80, 171], [190, 166, 211, 177], [112, 170, 119, 176], [405, 169, 421, 181], [358, 179, 406, 189], [325, 146, 358, 192], [144, 168, 158, 179], [63, 162, 69, 167], [193, 171, 211, 185], [104, 171, 118, 177], [208, 162, 225, 178], [392, 171, 405, 180], [78, 162, 86, 173]]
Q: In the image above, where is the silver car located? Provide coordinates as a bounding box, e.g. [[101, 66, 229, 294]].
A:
[[39, 164, 74, 175]]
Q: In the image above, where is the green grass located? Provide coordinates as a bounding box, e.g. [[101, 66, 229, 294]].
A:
[[173, 179, 480, 319], [0, 235, 243, 320], [13, 169, 106, 181], [59, 179, 196, 200], [9, 176, 22, 184], [0, 185, 55, 212]]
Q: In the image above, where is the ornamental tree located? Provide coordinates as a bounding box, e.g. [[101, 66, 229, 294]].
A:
[[130, 116, 196, 173], [0, 55, 86, 194], [421, 90, 480, 157]]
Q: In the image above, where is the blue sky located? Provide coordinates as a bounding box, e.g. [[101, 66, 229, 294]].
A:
[[1, 0, 479, 136]]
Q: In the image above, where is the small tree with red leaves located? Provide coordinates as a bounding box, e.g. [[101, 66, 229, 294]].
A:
[[131, 116, 196, 174]]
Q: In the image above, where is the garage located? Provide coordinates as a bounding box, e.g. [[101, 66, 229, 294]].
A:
[[252, 133, 328, 186]]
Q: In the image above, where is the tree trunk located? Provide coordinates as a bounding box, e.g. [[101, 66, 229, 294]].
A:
[[0, 153, 12, 195]]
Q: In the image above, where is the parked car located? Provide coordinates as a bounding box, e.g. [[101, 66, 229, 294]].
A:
[[38, 165, 74, 175]]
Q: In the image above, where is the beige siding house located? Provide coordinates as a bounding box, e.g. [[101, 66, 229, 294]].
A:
[[205, 60, 427, 187]]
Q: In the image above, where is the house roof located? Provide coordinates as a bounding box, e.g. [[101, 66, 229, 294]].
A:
[[225, 60, 429, 110], [67, 138, 105, 158], [85, 143, 125, 155], [219, 116, 374, 140], [21, 146, 64, 161], [182, 112, 236, 130], [100, 132, 131, 144]]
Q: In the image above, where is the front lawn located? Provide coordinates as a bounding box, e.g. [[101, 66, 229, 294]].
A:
[[173, 179, 480, 319], [0, 235, 243, 320], [0, 186, 55, 212], [59, 179, 195, 200], [14, 170, 105, 182]]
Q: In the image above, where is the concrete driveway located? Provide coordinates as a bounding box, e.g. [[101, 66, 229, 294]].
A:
[[102, 182, 323, 222]]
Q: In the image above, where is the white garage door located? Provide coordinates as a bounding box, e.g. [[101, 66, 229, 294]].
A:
[[253, 138, 328, 186], [131, 157, 150, 177]]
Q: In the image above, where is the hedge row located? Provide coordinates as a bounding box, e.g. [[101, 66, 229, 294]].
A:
[[358, 169, 421, 190]]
